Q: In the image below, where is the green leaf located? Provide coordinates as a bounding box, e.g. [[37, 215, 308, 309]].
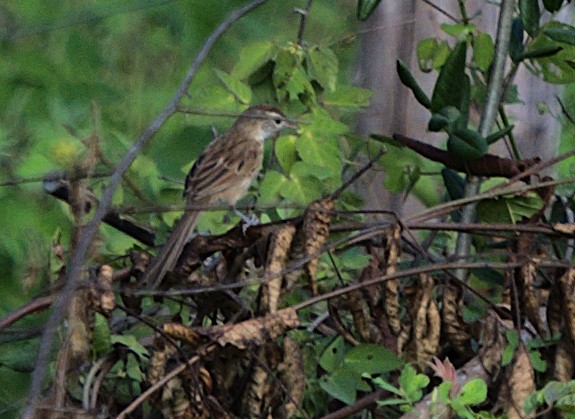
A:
[[543, 381, 570, 404], [526, 22, 575, 83], [275, 135, 298, 172], [396, 60, 431, 109], [319, 366, 358, 405], [431, 41, 467, 112], [231, 41, 275, 80], [544, 26, 575, 46], [282, 171, 323, 204], [214, 69, 252, 104], [111, 335, 149, 360], [442, 168, 465, 200], [417, 38, 450, 72], [370, 376, 404, 396], [530, 350, 547, 372], [400, 365, 429, 403], [319, 336, 346, 373], [125, 353, 145, 382], [486, 124, 515, 144], [519, 0, 541, 36], [556, 394, 575, 412], [306, 46, 339, 91], [516, 44, 563, 60], [93, 313, 112, 356], [357, 0, 383, 20], [447, 128, 488, 160], [456, 379, 488, 405], [510, 18, 525, 62], [258, 170, 289, 204], [440, 23, 476, 38], [474, 32, 495, 72], [291, 161, 333, 181], [344, 344, 403, 374], [543, 0, 564, 12], [323, 85, 372, 107]]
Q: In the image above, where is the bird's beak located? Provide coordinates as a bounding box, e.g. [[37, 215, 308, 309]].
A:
[[285, 119, 299, 131]]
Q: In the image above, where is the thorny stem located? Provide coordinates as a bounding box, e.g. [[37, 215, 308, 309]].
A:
[[453, 0, 515, 283], [22, 1, 270, 417]]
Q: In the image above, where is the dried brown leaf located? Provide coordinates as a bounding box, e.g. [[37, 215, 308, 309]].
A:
[[384, 225, 402, 336], [414, 273, 440, 365], [278, 336, 305, 417], [442, 284, 471, 354], [518, 261, 545, 335], [260, 224, 296, 314], [560, 268, 575, 343], [303, 197, 334, 295], [507, 345, 535, 419], [553, 223, 575, 234], [163, 323, 205, 347], [478, 309, 512, 380], [554, 339, 574, 382], [203, 308, 300, 349]]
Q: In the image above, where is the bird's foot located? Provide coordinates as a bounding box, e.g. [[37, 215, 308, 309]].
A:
[[234, 209, 260, 234]]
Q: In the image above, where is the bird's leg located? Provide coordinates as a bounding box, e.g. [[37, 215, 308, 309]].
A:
[[234, 208, 260, 233]]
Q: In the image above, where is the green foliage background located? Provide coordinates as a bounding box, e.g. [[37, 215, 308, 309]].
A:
[[0, 1, 359, 414]]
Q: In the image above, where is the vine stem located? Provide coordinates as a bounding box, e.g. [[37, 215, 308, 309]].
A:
[[453, 0, 515, 283], [21, 1, 270, 417]]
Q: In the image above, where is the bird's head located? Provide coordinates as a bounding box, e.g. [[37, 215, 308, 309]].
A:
[[234, 104, 299, 141]]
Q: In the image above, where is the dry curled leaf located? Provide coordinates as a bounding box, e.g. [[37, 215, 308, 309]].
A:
[[552, 223, 575, 235], [163, 323, 205, 348], [303, 197, 334, 295], [554, 339, 574, 382], [260, 224, 296, 314], [383, 224, 402, 336], [507, 345, 535, 419], [478, 309, 512, 380], [559, 268, 575, 344], [201, 308, 300, 349], [413, 273, 440, 365], [91, 264, 115, 316], [442, 284, 471, 354], [278, 336, 305, 417], [518, 261, 545, 335]]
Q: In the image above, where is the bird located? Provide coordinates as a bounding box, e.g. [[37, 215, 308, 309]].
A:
[[142, 104, 298, 287]]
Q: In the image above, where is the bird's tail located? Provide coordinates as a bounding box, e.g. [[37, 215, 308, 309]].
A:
[[141, 211, 200, 287]]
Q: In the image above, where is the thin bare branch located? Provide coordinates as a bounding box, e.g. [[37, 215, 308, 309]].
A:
[[22, 1, 270, 417]]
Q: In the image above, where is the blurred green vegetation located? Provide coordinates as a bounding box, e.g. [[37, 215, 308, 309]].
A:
[[0, 1, 358, 414]]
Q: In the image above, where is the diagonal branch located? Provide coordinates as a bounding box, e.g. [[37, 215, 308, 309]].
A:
[[22, 1, 270, 417]]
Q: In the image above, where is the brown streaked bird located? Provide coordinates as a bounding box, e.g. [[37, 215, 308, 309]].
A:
[[142, 104, 298, 287]]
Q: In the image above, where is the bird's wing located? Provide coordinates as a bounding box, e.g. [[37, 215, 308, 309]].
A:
[[184, 135, 262, 204]]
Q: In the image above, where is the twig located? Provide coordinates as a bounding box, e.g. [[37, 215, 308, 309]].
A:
[[330, 148, 387, 200], [454, 0, 516, 282], [22, 1, 270, 417], [115, 347, 213, 419], [295, 0, 314, 46], [419, 0, 459, 22]]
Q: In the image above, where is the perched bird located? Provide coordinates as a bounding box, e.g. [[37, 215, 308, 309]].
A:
[[142, 104, 298, 287]]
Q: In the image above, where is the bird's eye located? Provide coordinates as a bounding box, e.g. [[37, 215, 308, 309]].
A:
[[274, 118, 282, 125]]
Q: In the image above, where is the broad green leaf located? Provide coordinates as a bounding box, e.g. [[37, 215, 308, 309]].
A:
[[440, 23, 476, 38], [295, 135, 341, 177], [543, 381, 570, 404], [510, 18, 525, 62], [357, 0, 383, 20], [526, 22, 575, 83], [396, 60, 431, 109], [428, 106, 461, 132], [431, 41, 467, 112], [456, 379, 487, 405], [447, 128, 487, 160], [258, 170, 289, 204], [417, 38, 451, 72], [517, 45, 563, 60], [344, 344, 403, 374], [519, 0, 541, 37], [214, 69, 252, 104], [530, 350, 547, 372], [290, 161, 333, 181], [285, 65, 315, 102], [544, 26, 575, 46], [111, 335, 149, 360], [543, 0, 564, 12], [474, 32, 495, 72], [126, 353, 145, 382], [370, 376, 403, 396], [274, 135, 298, 172], [442, 168, 465, 200], [281, 171, 323, 204], [93, 313, 112, 356], [400, 365, 429, 403], [319, 336, 346, 373], [319, 366, 358, 405], [338, 247, 372, 270], [556, 394, 575, 412], [477, 193, 544, 223], [306, 46, 339, 91], [323, 85, 372, 107], [231, 41, 275, 80]]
